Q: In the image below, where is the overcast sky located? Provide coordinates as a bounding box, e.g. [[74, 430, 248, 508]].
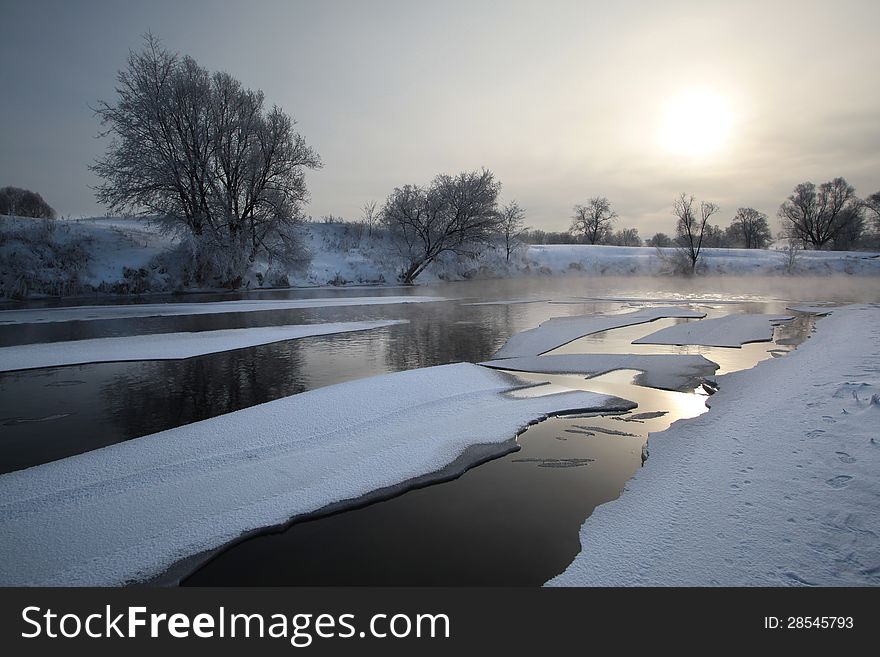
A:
[[1, 0, 878, 235]]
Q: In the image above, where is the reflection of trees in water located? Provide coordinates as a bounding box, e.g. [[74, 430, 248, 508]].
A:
[[103, 341, 308, 440], [383, 305, 518, 371], [775, 314, 817, 346]]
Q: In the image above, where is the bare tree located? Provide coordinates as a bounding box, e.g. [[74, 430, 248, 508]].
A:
[[0, 186, 56, 218], [864, 191, 880, 231], [570, 197, 617, 244], [673, 193, 719, 274], [361, 200, 379, 237], [777, 178, 860, 249], [778, 231, 803, 274], [381, 169, 502, 284], [727, 207, 772, 249], [646, 232, 672, 247], [523, 229, 547, 244], [91, 35, 321, 285], [701, 223, 726, 248], [831, 203, 866, 250], [499, 201, 528, 262], [609, 227, 642, 246]]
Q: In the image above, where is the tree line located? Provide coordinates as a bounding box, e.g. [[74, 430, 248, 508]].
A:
[[14, 35, 879, 287], [527, 178, 879, 256]]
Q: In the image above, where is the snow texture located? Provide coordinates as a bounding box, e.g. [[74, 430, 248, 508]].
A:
[[0, 363, 629, 586], [0, 321, 406, 372], [548, 304, 880, 586], [0, 295, 445, 325], [633, 313, 793, 348], [480, 354, 719, 391], [492, 306, 706, 359]]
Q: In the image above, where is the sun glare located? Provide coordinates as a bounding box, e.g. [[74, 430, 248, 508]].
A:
[[659, 89, 733, 157]]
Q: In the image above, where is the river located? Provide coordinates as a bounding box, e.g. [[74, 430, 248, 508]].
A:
[[0, 275, 875, 584]]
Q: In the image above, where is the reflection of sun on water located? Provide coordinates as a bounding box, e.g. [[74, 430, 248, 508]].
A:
[[503, 370, 711, 422], [659, 89, 733, 156]]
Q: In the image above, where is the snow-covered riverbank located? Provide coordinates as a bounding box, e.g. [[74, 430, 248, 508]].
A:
[[3, 215, 879, 298], [548, 304, 880, 586]]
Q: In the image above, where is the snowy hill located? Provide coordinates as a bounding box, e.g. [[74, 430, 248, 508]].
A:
[[0, 215, 172, 298]]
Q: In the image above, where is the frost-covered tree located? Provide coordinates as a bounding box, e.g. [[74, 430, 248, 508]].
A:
[[570, 197, 617, 244], [381, 169, 502, 284], [726, 207, 771, 249], [0, 186, 56, 219], [361, 200, 379, 237], [92, 35, 320, 286], [673, 193, 719, 274], [499, 200, 528, 262], [778, 231, 803, 274], [777, 178, 860, 249]]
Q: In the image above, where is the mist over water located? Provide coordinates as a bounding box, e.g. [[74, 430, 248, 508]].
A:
[[417, 274, 880, 305]]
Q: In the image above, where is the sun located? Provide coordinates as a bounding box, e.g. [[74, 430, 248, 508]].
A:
[[659, 89, 733, 157]]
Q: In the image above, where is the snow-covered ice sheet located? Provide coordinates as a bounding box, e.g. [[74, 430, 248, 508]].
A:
[[633, 313, 793, 348], [0, 296, 446, 325], [0, 321, 406, 372], [548, 305, 880, 586], [480, 354, 719, 391], [0, 363, 630, 585], [462, 298, 551, 306], [492, 307, 706, 359], [787, 304, 836, 315]]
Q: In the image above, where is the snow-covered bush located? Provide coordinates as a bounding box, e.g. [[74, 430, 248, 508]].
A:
[[0, 217, 93, 298]]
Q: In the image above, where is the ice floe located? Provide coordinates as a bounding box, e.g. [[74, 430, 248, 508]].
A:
[[462, 298, 551, 306], [0, 362, 631, 585], [633, 313, 793, 348], [481, 353, 718, 391], [0, 321, 407, 372], [492, 307, 706, 358], [0, 295, 446, 325], [786, 304, 837, 315]]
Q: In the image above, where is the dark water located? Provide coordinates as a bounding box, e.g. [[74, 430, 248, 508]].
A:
[[2, 276, 862, 474], [181, 312, 814, 586], [0, 276, 870, 585], [180, 371, 706, 586]]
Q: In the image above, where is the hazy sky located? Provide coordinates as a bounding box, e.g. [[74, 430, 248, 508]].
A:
[[1, 0, 878, 235]]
